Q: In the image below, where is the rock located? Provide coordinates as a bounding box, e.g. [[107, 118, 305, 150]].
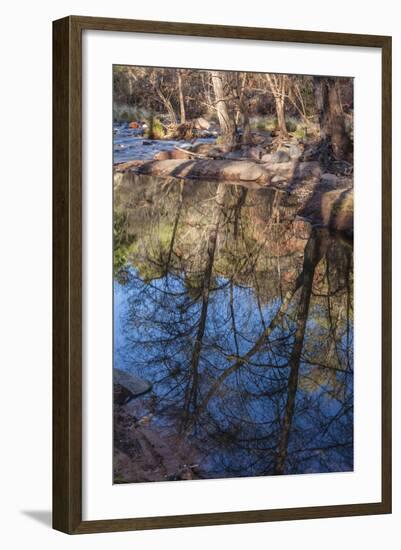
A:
[[193, 117, 210, 130], [238, 163, 266, 181], [224, 150, 245, 159], [272, 150, 291, 163], [321, 173, 339, 187], [294, 161, 322, 179], [137, 158, 269, 183], [248, 146, 264, 160], [252, 131, 272, 145], [190, 143, 222, 156], [262, 135, 273, 145], [271, 175, 288, 184], [153, 150, 169, 160], [114, 383, 135, 406], [114, 368, 152, 404], [329, 160, 353, 176], [261, 153, 273, 163], [299, 187, 353, 237], [288, 144, 303, 159], [142, 140, 153, 145], [154, 149, 190, 160], [321, 189, 353, 235], [114, 160, 147, 173]]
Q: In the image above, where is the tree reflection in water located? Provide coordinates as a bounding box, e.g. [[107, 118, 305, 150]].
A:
[[114, 172, 353, 482]]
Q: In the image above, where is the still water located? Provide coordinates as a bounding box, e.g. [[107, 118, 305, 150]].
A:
[[113, 171, 353, 482]]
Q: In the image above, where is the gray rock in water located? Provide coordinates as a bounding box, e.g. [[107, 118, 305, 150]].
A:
[[114, 368, 152, 404], [272, 149, 291, 163]]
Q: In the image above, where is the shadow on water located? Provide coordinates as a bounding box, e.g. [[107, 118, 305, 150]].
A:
[[113, 172, 354, 483]]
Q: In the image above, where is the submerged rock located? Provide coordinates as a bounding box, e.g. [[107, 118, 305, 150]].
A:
[[114, 368, 152, 405]]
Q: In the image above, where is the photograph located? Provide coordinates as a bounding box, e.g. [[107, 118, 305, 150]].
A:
[[112, 65, 354, 484]]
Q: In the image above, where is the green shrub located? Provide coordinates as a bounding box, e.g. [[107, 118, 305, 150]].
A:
[[285, 117, 298, 133], [146, 117, 165, 139], [250, 116, 277, 132], [292, 127, 306, 139]]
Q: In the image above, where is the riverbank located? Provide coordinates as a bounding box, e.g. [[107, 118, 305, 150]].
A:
[[114, 136, 353, 238]]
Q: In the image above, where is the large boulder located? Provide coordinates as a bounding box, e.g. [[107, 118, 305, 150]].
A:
[[137, 158, 269, 183], [299, 188, 353, 237], [321, 188, 353, 235]]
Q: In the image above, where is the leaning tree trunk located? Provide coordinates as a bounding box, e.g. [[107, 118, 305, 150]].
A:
[[313, 77, 351, 161], [211, 71, 236, 149]]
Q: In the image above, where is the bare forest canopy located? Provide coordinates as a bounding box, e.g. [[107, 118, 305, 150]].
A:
[[113, 65, 353, 161]]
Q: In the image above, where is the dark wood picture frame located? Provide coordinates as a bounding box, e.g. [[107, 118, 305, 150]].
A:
[[53, 15, 392, 534]]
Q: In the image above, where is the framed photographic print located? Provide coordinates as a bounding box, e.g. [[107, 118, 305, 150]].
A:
[[53, 16, 392, 534]]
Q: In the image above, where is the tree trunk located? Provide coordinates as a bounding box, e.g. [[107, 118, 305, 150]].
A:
[[240, 100, 252, 145], [238, 74, 252, 145], [211, 71, 236, 149], [275, 96, 288, 139], [274, 229, 327, 474], [265, 74, 289, 138], [164, 182, 184, 276], [177, 70, 186, 124], [155, 87, 177, 125], [314, 77, 351, 161], [182, 183, 226, 430]]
